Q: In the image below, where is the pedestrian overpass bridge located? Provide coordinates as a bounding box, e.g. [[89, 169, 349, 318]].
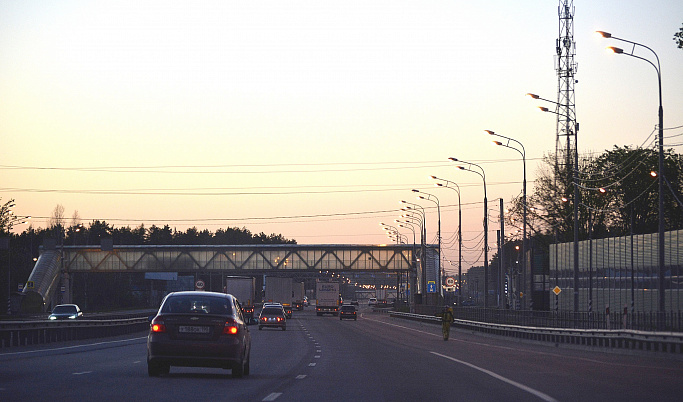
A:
[[23, 244, 420, 311]]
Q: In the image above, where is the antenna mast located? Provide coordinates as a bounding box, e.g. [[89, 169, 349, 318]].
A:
[[555, 0, 578, 177]]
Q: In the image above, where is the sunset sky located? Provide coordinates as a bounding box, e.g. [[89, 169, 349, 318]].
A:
[[1, 1, 682, 275]]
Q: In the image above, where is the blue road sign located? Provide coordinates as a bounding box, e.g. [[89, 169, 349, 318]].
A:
[[427, 281, 436, 293]]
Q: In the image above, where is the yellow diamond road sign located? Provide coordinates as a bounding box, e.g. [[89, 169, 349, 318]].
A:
[[552, 286, 562, 296]]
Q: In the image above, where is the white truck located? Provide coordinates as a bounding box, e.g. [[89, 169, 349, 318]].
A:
[[376, 288, 388, 306], [265, 277, 293, 318], [293, 281, 305, 311], [225, 276, 256, 319], [315, 279, 340, 316]]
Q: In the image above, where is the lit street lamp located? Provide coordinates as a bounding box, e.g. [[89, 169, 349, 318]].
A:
[[486, 130, 527, 309], [596, 30, 666, 320], [380, 222, 406, 244], [430, 176, 463, 306], [529, 94, 581, 312], [412, 189, 442, 298], [449, 157, 490, 308], [401, 200, 427, 297]]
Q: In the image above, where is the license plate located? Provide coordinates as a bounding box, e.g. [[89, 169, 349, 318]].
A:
[[178, 325, 210, 334]]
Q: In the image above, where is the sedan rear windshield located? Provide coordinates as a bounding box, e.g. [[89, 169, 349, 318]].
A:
[[161, 296, 233, 315], [261, 307, 284, 316]]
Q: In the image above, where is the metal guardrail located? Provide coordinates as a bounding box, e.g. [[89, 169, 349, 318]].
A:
[[390, 311, 683, 355], [0, 313, 153, 348]]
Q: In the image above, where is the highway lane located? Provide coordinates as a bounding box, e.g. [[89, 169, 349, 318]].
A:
[[1, 307, 681, 401]]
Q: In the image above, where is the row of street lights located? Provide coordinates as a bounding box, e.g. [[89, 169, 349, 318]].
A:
[[379, 30, 664, 314], [381, 137, 526, 309]]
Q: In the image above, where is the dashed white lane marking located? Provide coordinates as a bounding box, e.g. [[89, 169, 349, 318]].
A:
[[296, 375, 307, 379], [430, 352, 558, 402], [263, 393, 282, 401], [72, 371, 93, 375], [314, 355, 321, 358], [308, 363, 316, 367]]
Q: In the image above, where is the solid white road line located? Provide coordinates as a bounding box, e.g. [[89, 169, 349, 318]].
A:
[[0, 336, 147, 357], [430, 352, 558, 402]]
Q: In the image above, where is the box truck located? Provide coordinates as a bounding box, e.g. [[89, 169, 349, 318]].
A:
[[293, 281, 305, 311], [265, 276, 293, 318], [225, 276, 256, 319], [316, 279, 340, 316]]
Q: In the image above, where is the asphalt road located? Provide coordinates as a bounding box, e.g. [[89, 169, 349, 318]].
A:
[[1, 307, 681, 401]]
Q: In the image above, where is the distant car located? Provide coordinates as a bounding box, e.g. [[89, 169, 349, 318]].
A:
[[303, 296, 309, 307], [147, 291, 252, 378], [368, 297, 377, 306], [242, 305, 255, 320], [48, 304, 82, 320], [263, 302, 292, 318], [339, 305, 357, 320], [259, 305, 287, 331]]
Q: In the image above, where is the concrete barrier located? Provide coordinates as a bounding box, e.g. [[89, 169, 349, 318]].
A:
[[0, 317, 150, 348]]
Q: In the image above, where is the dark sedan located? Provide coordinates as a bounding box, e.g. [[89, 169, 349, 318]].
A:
[[48, 304, 83, 320], [147, 291, 252, 378], [339, 304, 357, 320], [258, 305, 287, 331]]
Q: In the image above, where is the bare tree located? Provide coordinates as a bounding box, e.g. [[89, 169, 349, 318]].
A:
[[71, 210, 81, 228], [49, 204, 65, 229]]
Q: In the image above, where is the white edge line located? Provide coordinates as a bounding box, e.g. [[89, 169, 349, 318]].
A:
[[0, 336, 148, 357], [430, 352, 558, 402], [262, 392, 282, 401]]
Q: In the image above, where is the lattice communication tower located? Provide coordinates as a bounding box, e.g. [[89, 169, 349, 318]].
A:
[[555, 1, 578, 184]]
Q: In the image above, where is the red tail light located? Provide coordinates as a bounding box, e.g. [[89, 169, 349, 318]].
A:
[[150, 317, 166, 333], [223, 319, 239, 335]]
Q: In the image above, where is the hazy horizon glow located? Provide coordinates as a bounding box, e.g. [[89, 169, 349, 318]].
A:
[[2, 1, 682, 275]]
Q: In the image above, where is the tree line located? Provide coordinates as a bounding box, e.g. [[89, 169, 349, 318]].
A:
[[1, 207, 296, 312]]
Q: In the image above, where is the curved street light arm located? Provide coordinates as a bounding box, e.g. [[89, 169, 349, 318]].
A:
[[449, 156, 490, 307], [486, 130, 526, 160], [400, 200, 426, 216]]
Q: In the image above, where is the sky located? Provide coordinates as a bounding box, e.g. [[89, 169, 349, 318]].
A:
[[1, 1, 682, 276]]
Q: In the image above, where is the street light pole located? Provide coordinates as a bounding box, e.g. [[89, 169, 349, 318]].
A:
[[449, 157, 489, 308], [431, 176, 463, 306], [412, 189, 442, 298], [486, 130, 527, 309], [398, 221, 417, 310], [596, 30, 666, 319], [380, 223, 405, 244], [401, 201, 427, 298], [529, 96, 580, 312]]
